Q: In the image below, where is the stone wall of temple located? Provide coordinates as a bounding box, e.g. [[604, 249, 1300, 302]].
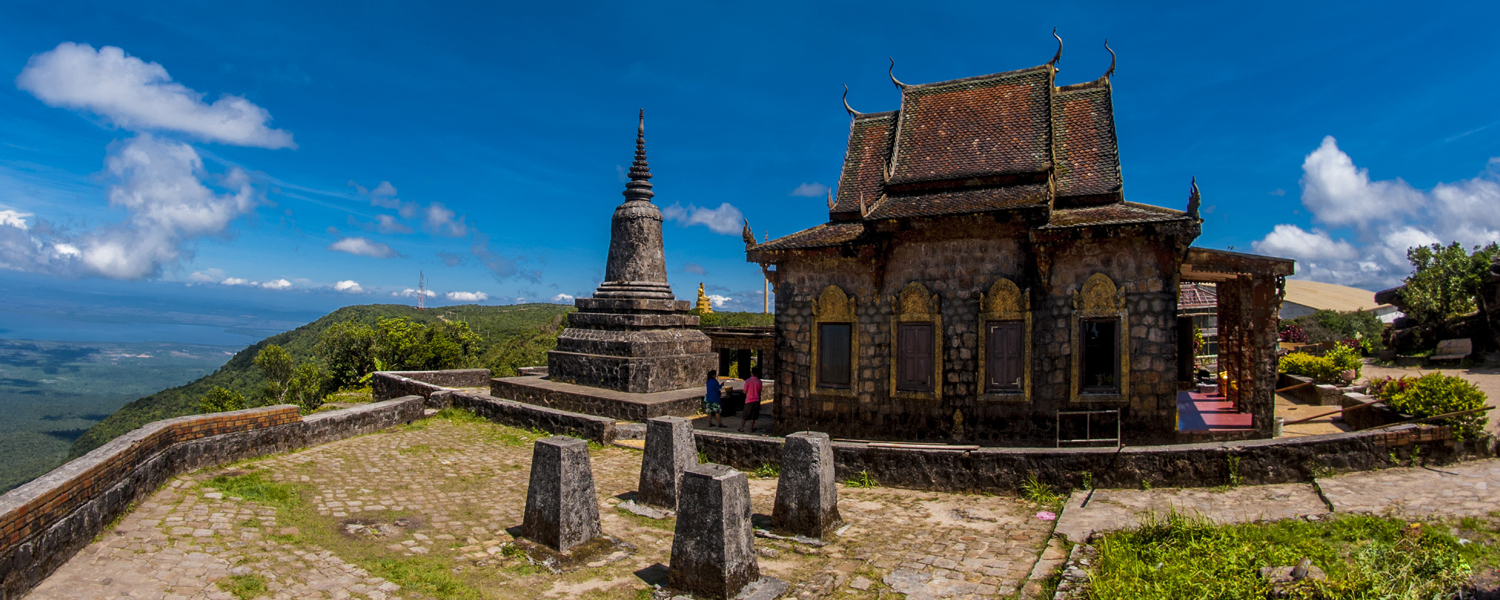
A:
[[768, 217, 1187, 445]]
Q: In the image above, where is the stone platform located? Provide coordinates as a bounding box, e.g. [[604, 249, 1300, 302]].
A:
[[491, 374, 702, 422]]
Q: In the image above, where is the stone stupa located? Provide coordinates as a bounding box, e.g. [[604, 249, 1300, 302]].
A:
[[545, 110, 716, 394]]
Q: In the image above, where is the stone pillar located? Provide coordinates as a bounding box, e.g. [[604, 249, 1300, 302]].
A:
[[669, 464, 759, 599], [522, 436, 602, 552], [771, 431, 841, 538], [637, 416, 697, 510]]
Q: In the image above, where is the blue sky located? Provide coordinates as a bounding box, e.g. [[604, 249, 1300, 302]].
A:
[[1, 1, 1498, 343]]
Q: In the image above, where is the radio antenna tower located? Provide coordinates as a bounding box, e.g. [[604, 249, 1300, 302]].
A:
[[417, 271, 426, 310]]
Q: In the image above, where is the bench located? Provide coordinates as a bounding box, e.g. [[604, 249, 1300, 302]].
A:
[[1430, 338, 1473, 362]]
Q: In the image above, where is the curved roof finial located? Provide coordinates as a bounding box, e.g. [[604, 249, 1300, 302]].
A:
[[742, 218, 756, 247], [888, 57, 907, 89], [1047, 27, 1063, 69], [1103, 39, 1116, 78], [843, 85, 861, 117], [1187, 176, 1201, 219]]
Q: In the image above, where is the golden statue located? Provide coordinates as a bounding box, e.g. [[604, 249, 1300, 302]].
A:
[[694, 283, 714, 313]]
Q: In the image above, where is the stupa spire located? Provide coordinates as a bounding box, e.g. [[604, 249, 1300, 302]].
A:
[[623, 108, 655, 202]]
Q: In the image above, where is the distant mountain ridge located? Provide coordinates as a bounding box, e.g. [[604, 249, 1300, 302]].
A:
[[68, 303, 573, 458]]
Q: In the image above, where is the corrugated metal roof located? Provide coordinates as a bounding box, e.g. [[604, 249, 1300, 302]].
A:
[[1282, 279, 1391, 312]]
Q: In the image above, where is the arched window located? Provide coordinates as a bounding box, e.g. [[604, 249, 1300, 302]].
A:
[[1071, 273, 1131, 403], [811, 285, 857, 394], [889, 282, 941, 399], [978, 278, 1030, 402]]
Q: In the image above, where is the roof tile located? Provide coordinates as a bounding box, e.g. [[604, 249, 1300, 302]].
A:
[[888, 66, 1054, 185]]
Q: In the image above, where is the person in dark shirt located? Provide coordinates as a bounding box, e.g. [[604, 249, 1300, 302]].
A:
[[738, 367, 762, 433], [704, 369, 726, 428]]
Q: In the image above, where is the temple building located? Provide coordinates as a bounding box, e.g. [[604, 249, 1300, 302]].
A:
[[746, 41, 1293, 445]]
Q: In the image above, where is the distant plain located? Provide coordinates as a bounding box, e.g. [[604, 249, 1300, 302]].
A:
[[0, 339, 238, 492]]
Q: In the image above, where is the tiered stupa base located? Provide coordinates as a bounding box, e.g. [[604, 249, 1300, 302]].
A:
[[547, 294, 715, 395]]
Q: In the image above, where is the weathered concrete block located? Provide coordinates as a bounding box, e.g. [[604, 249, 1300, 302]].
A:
[[638, 416, 697, 510], [771, 431, 841, 538], [669, 464, 759, 599], [521, 436, 602, 552]]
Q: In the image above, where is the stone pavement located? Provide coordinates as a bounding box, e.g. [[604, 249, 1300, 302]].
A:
[[1317, 459, 1500, 518], [1053, 483, 1330, 543], [29, 414, 1059, 600]]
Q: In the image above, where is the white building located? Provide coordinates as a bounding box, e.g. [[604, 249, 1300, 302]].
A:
[[1280, 279, 1402, 323]]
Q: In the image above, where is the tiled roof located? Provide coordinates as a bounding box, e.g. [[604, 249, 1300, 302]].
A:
[[832, 112, 896, 215], [866, 184, 1049, 220], [1179, 282, 1217, 309], [1042, 201, 1190, 229], [887, 66, 1054, 185], [1052, 79, 1122, 200], [749, 222, 865, 252]]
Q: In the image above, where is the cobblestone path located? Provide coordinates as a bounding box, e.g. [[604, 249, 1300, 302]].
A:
[[1053, 483, 1330, 543], [30, 414, 1058, 600], [1317, 459, 1500, 518]]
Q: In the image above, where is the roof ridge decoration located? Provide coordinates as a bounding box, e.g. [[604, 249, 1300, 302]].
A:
[[1047, 27, 1063, 69], [888, 57, 907, 89], [826, 189, 835, 210], [623, 108, 654, 203], [1103, 39, 1116, 79], [842, 85, 860, 117], [1187, 177, 1201, 219], [742, 218, 756, 247]]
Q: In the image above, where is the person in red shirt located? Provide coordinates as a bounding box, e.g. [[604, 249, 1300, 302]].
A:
[[738, 367, 763, 433]]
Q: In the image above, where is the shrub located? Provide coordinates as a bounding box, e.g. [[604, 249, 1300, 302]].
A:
[[1279, 323, 1309, 344], [1381, 372, 1489, 439], [1279, 344, 1362, 384], [199, 386, 248, 413]]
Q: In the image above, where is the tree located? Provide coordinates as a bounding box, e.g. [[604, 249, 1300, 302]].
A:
[[254, 344, 326, 411], [374, 317, 432, 370], [1401, 242, 1500, 326], [199, 386, 247, 413], [317, 321, 376, 389]]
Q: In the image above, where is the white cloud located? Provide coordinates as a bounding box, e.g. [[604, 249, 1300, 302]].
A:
[[708, 294, 730, 308], [328, 236, 398, 258], [551, 293, 574, 303], [391, 288, 436, 298], [0, 210, 32, 230], [78, 135, 257, 279], [682, 262, 706, 276], [260, 279, 292, 290], [334, 280, 364, 293], [16, 42, 294, 149], [424, 202, 468, 237], [1253, 136, 1500, 289], [221, 277, 253, 286], [789, 182, 830, 198], [188, 268, 224, 283], [662, 202, 743, 235], [445, 291, 488, 302]]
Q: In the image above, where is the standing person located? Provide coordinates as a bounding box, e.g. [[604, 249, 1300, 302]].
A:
[[704, 369, 726, 428], [738, 367, 763, 433]]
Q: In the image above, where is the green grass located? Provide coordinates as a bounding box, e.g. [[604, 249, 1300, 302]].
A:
[[215, 574, 268, 600], [204, 471, 299, 510], [753, 463, 780, 479], [1090, 511, 1473, 600], [841, 469, 879, 488], [615, 506, 676, 531], [1021, 473, 1062, 506], [366, 556, 484, 600]]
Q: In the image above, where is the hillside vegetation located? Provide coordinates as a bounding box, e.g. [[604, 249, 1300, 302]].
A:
[[68, 303, 572, 458]]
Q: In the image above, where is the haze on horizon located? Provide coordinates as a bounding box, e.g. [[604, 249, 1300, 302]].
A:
[[1, 1, 1498, 344]]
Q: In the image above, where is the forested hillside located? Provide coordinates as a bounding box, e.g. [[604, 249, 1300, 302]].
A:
[[68, 303, 572, 458]]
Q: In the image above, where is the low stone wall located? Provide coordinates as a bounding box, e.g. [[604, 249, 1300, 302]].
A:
[[448, 391, 617, 445], [489, 376, 701, 422], [694, 425, 1490, 493], [0, 397, 425, 599], [1277, 374, 1345, 406], [372, 370, 490, 406]]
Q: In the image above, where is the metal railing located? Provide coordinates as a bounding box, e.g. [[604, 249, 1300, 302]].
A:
[[1056, 408, 1122, 448]]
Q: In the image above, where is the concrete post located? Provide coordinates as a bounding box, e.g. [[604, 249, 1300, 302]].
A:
[[637, 416, 697, 510], [771, 431, 841, 539], [668, 464, 759, 599], [521, 436, 602, 552]]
